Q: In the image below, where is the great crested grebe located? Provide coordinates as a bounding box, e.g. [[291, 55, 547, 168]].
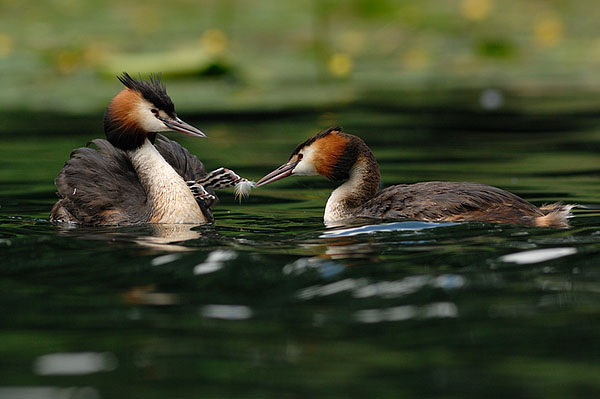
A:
[[256, 127, 574, 227], [50, 73, 252, 225]]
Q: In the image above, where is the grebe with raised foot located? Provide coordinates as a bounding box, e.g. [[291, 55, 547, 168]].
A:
[[50, 73, 252, 225], [256, 128, 573, 227]]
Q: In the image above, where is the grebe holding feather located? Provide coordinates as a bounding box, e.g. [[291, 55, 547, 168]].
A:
[[256, 128, 573, 227]]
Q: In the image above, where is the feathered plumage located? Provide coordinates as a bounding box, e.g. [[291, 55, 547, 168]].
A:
[[50, 73, 249, 226], [257, 128, 574, 227], [51, 134, 213, 225]]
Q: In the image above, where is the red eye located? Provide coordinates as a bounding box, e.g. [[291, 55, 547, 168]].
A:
[[297, 153, 303, 160]]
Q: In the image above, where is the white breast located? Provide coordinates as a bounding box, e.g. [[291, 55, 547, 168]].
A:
[[129, 139, 207, 224], [323, 161, 368, 223]]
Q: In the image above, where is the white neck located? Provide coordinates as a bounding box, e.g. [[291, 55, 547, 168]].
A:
[[128, 139, 207, 224], [324, 161, 371, 224]]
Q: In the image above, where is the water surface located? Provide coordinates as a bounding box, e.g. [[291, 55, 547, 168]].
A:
[[1, 90, 600, 398]]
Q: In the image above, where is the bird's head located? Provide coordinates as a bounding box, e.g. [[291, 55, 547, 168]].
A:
[[257, 127, 366, 186], [104, 73, 205, 151]]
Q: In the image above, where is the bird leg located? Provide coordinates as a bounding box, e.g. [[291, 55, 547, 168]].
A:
[[186, 182, 217, 208], [193, 167, 242, 189], [186, 167, 255, 203]]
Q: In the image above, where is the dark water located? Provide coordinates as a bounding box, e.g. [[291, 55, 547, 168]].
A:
[[1, 90, 600, 398]]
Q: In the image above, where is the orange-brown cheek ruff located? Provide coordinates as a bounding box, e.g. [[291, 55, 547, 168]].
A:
[[104, 89, 152, 151], [109, 89, 142, 131], [313, 133, 350, 180]]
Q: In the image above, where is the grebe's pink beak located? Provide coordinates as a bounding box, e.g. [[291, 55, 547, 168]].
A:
[[161, 116, 206, 138], [256, 161, 299, 187]]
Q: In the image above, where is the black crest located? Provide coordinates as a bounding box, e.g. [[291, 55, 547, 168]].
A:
[[117, 72, 175, 116], [290, 126, 343, 157]]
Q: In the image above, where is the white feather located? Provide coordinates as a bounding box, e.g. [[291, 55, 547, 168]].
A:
[[234, 180, 256, 202]]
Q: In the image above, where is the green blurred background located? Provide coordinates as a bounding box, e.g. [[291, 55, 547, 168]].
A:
[[2, 0, 600, 115]]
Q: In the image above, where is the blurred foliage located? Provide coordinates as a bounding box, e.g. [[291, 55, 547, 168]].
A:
[[1, 0, 600, 113]]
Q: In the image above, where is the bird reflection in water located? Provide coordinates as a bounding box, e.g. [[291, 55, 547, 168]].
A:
[[52, 222, 210, 252], [285, 221, 453, 278], [136, 223, 205, 252]]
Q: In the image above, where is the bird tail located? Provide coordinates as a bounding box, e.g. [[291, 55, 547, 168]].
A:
[[535, 203, 575, 228]]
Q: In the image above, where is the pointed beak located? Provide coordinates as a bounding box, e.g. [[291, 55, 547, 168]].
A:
[[161, 116, 206, 138], [256, 161, 299, 187]]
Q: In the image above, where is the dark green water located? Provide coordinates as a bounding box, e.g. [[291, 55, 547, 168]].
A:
[[1, 90, 600, 398]]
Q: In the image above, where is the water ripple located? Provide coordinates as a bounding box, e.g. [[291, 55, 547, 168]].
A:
[[320, 221, 457, 238], [499, 247, 577, 265]]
